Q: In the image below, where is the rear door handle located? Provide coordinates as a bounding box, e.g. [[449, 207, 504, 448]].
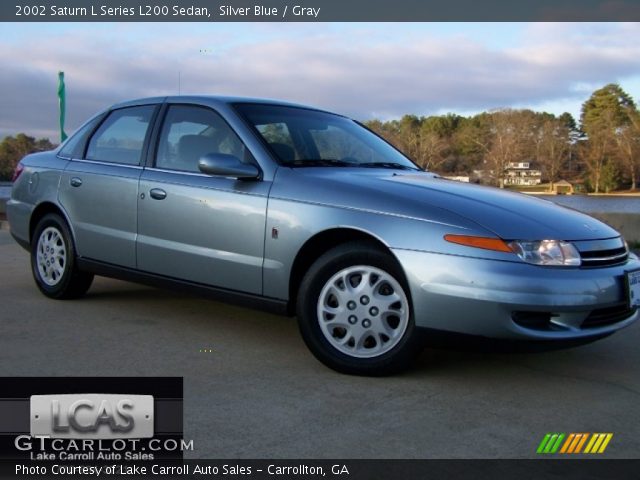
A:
[[149, 188, 167, 200], [70, 177, 82, 187]]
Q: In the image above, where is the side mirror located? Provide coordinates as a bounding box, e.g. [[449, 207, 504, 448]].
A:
[[198, 153, 260, 179]]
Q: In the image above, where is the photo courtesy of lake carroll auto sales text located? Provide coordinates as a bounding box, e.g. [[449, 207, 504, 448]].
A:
[[1, 1, 640, 479]]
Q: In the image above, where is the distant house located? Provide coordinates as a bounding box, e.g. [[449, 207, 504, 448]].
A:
[[503, 162, 542, 186], [553, 180, 574, 195]]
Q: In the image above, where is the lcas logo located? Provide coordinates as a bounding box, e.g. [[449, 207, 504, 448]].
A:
[[30, 394, 154, 439]]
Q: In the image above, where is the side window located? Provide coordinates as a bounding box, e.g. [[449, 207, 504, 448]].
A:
[[86, 105, 155, 165], [156, 105, 250, 173], [58, 113, 106, 159]]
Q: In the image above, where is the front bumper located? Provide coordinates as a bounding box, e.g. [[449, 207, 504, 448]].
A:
[[393, 248, 639, 340]]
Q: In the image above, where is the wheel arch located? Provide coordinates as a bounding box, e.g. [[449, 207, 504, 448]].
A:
[[288, 227, 406, 314], [29, 202, 74, 245]]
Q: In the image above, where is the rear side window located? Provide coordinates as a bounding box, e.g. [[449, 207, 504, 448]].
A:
[[58, 113, 106, 159], [86, 105, 155, 165]]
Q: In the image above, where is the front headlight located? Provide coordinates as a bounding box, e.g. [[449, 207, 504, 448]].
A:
[[508, 240, 581, 266]]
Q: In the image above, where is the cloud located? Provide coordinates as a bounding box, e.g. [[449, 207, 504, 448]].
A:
[[0, 23, 639, 140]]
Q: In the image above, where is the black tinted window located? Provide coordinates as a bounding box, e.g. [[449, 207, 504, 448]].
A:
[[86, 106, 154, 165]]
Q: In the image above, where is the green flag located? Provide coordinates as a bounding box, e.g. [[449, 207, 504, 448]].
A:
[[57, 71, 67, 142]]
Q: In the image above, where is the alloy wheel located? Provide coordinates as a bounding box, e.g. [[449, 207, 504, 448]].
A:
[[36, 226, 67, 286], [316, 265, 409, 358]]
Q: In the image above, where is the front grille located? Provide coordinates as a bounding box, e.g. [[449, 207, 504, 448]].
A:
[[574, 238, 629, 268], [582, 304, 637, 328], [580, 246, 628, 267]]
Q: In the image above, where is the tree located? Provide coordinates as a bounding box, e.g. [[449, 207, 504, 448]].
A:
[[396, 115, 422, 162], [452, 114, 490, 176], [580, 84, 636, 193], [616, 106, 640, 190], [558, 112, 577, 131], [465, 109, 536, 187], [0, 134, 54, 180], [600, 159, 620, 194], [416, 129, 448, 170], [535, 116, 570, 190], [414, 115, 460, 170]]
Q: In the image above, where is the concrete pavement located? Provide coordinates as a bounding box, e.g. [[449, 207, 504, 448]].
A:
[[0, 229, 639, 459]]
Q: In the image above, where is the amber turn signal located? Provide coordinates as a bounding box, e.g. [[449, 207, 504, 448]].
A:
[[443, 234, 513, 253]]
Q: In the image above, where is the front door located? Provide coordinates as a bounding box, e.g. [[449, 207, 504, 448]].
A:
[[136, 104, 269, 294]]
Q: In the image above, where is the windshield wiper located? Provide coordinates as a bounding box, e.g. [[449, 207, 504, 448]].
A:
[[357, 162, 421, 171], [288, 159, 357, 167]]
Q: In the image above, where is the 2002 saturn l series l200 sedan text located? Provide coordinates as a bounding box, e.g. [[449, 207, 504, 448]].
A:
[[7, 96, 640, 375]]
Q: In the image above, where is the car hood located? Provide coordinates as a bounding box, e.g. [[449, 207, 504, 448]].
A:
[[276, 168, 619, 241]]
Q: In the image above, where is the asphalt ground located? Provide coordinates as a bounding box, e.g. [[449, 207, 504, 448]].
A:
[[0, 229, 639, 459]]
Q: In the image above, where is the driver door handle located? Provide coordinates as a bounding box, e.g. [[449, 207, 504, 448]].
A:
[[149, 188, 167, 200]]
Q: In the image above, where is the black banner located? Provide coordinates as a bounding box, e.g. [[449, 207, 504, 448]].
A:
[[2, 459, 640, 479], [3, 0, 640, 22]]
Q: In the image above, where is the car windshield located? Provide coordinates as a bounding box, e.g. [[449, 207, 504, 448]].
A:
[[234, 103, 420, 170]]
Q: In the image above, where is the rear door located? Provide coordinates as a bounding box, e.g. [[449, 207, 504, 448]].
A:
[[136, 103, 269, 294], [59, 104, 158, 267]]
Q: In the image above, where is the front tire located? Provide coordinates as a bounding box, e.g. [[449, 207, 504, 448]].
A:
[[297, 241, 422, 375], [31, 213, 93, 299]]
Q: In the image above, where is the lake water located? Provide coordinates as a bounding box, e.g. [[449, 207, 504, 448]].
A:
[[0, 183, 638, 214], [0, 184, 11, 199]]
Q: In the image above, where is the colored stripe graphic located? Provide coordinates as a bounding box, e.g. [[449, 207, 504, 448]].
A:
[[538, 433, 613, 454], [568, 433, 582, 453], [560, 433, 575, 453], [566, 433, 588, 453], [575, 433, 589, 453], [585, 433, 613, 454], [550, 433, 565, 453], [537, 434, 551, 453], [537, 433, 564, 454]]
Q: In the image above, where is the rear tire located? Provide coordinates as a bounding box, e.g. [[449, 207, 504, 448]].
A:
[[297, 241, 422, 375], [31, 213, 93, 299]]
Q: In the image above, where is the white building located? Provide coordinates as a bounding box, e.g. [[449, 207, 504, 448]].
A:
[[503, 162, 542, 186]]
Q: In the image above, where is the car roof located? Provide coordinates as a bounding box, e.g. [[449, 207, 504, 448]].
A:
[[111, 95, 333, 114]]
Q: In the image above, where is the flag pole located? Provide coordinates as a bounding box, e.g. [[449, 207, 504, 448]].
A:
[[57, 71, 68, 142]]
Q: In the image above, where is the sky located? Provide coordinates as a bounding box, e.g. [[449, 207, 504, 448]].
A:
[[0, 22, 639, 141]]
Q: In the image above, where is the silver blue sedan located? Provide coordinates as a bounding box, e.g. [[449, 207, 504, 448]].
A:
[[7, 96, 640, 374]]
